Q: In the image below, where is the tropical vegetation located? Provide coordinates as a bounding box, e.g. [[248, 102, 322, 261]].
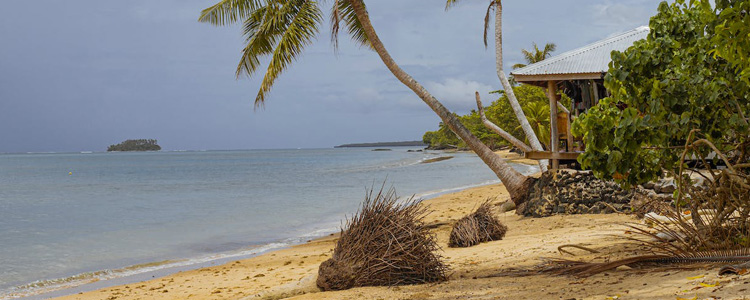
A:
[[553, 0, 750, 269], [573, 0, 750, 186], [423, 85, 559, 151]]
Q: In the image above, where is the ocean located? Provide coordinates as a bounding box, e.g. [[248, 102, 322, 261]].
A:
[[0, 148, 538, 299]]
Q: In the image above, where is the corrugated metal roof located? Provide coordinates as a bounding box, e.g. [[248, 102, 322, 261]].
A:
[[511, 26, 650, 76]]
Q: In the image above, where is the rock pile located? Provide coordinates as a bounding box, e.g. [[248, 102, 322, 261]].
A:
[[521, 170, 636, 217], [519, 170, 679, 218]]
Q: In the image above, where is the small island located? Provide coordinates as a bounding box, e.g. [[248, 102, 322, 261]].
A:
[[107, 139, 161, 152]]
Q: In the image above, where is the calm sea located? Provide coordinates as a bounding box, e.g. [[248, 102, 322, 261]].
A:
[[0, 148, 537, 299]]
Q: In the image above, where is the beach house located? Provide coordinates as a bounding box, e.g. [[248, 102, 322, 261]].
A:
[[510, 26, 650, 169]]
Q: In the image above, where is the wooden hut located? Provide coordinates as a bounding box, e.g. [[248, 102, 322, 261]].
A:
[[510, 26, 650, 169]]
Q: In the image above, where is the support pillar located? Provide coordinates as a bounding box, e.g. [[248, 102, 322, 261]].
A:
[[547, 80, 559, 170]]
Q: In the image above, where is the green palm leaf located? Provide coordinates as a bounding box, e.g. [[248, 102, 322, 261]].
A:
[[254, 0, 323, 108], [202, 0, 375, 107], [199, 0, 266, 26], [331, 0, 372, 51], [515, 101, 551, 148], [542, 43, 557, 58], [521, 47, 535, 64], [519, 42, 557, 65], [237, 5, 276, 78]]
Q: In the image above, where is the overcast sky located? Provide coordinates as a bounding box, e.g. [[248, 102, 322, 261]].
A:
[[0, 0, 665, 152]]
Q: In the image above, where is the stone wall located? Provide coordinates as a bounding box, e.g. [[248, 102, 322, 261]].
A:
[[519, 170, 677, 218], [520, 170, 634, 217]]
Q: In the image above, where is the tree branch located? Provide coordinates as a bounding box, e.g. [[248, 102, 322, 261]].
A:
[[475, 92, 532, 153]]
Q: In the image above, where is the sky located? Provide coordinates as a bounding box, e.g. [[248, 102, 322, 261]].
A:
[[0, 0, 665, 152]]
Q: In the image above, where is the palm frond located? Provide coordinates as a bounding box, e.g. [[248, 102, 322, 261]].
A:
[[330, 0, 372, 52], [254, 0, 323, 108], [543, 43, 557, 58], [482, 1, 494, 48], [236, 5, 277, 78], [521, 49, 535, 64], [532, 43, 543, 62], [545, 249, 750, 277], [511, 63, 527, 70], [199, 0, 266, 26]]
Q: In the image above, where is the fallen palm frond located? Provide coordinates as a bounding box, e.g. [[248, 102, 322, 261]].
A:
[[316, 185, 447, 291], [545, 249, 750, 277], [545, 131, 750, 277], [448, 199, 508, 248]]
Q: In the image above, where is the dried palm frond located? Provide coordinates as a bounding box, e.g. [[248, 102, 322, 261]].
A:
[[316, 185, 448, 291], [448, 199, 508, 248], [545, 249, 750, 277]]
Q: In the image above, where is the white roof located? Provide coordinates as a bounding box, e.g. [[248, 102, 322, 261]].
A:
[[511, 26, 650, 78]]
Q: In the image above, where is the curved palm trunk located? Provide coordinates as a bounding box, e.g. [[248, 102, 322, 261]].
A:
[[349, 0, 534, 204], [475, 92, 532, 153], [494, 1, 549, 172]]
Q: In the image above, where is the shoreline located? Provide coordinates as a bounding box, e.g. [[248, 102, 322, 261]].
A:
[[11, 177, 519, 300], [40, 179, 750, 300], [39, 183, 516, 300]]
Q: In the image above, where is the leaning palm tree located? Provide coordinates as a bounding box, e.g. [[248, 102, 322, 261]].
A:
[[446, 0, 548, 172], [512, 42, 557, 70], [199, 0, 535, 204]]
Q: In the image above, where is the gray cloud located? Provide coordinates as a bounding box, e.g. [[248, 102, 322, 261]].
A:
[[0, 0, 665, 152]]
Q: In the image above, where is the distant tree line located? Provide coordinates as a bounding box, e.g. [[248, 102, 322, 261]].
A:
[[107, 139, 161, 152]]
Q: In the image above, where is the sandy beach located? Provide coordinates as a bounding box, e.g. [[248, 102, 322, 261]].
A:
[[5, 0, 748, 299], [46, 178, 750, 300]]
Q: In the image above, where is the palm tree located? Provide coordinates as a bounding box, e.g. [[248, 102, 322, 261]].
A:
[[446, 0, 549, 172], [512, 42, 557, 70], [199, 0, 535, 204], [517, 101, 550, 150]]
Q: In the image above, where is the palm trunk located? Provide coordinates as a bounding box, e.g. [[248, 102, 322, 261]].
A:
[[494, 1, 549, 172], [475, 92, 532, 153], [349, 0, 534, 204]]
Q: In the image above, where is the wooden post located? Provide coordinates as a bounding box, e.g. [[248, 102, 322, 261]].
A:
[[547, 80, 559, 170], [567, 114, 574, 152], [591, 80, 600, 103]]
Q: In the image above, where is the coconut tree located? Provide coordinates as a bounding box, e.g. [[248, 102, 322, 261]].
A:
[[446, 0, 548, 172], [512, 42, 557, 70], [199, 0, 535, 204], [516, 101, 550, 150]]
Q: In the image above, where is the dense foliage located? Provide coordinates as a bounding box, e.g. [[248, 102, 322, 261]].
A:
[[423, 85, 565, 150], [573, 0, 750, 185], [712, 0, 750, 82], [107, 139, 161, 152]]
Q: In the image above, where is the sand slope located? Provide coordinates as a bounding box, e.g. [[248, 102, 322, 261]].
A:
[[53, 184, 750, 300]]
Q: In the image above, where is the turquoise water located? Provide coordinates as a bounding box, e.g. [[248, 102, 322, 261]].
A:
[[0, 148, 537, 298]]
